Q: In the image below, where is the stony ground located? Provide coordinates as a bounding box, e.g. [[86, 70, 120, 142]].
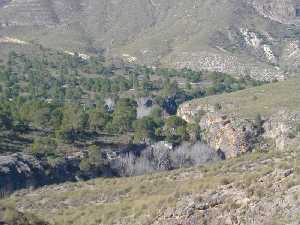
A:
[[2, 146, 300, 225]]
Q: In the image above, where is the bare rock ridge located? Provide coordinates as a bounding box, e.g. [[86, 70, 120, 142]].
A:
[[1, 0, 300, 80], [177, 101, 300, 158]]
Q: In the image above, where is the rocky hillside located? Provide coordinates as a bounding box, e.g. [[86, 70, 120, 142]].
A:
[[0, 153, 82, 196], [0, 78, 299, 225], [177, 78, 300, 158], [1, 0, 300, 80], [2, 147, 300, 225], [1, 2, 300, 225]]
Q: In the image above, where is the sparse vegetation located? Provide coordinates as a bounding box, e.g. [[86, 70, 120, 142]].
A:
[[3, 149, 300, 225], [183, 78, 300, 119], [1, 1, 300, 225], [0, 202, 49, 225]]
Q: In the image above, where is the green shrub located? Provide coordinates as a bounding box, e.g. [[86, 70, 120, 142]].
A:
[[30, 137, 59, 158], [80, 145, 107, 172]]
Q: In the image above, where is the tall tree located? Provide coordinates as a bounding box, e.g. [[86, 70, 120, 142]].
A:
[[111, 98, 137, 133]]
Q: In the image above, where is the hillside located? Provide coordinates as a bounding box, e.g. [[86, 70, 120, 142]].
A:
[[1, 43, 269, 194], [1, 2, 300, 225], [1, 0, 300, 80], [178, 78, 300, 119], [1, 75, 300, 225], [177, 79, 300, 158], [2, 149, 300, 225]]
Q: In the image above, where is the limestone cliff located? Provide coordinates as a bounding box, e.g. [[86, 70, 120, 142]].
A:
[[178, 101, 300, 158], [263, 110, 300, 150], [177, 102, 260, 158]]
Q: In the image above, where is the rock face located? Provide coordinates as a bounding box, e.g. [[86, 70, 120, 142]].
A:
[[136, 97, 155, 119], [0, 153, 80, 196], [263, 110, 300, 150], [200, 113, 258, 158], [177, 103, 259, 158], [178, 100, 300, 158]]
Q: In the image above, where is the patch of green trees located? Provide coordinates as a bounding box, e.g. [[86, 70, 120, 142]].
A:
[[0, 49, 267, 160]]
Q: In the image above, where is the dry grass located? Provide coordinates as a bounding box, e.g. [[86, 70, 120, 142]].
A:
[[185, 79, 300, 118], [3, 149, 298, 225]]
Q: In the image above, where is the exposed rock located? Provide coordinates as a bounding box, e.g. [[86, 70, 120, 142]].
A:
[[263, 110, 300, 150], [136, 97, 155, 118], [153, 168, 300, 225], [280, 40, 300, 73], [0, 153, 80, 196], [178, 100, 300, 157], [252, 0, 299, 25], [165, 50, 286, 82], [200, 113, 258, 158], [177, 102, 259, 158]]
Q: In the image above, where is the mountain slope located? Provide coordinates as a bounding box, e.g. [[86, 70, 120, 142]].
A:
[[2, 78, 300, 225], [177, 79, 300, 157], [3, 149, 300, 225], [1, 0, 300, 80]]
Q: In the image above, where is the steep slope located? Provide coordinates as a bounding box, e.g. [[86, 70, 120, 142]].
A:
[[1, 0, 300, 80], [3, 149, 300, 225], [177, 79, 300, 157]]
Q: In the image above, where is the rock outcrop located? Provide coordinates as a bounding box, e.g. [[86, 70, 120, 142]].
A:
[[178, 100, 300, 158], [252, 0, 299, 25], [200, 113, 258, 158], [153, 168, 299, 225], [263, 110, 300, 150], [177, 103, 260, 158], [0, 153, 80, 196]]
